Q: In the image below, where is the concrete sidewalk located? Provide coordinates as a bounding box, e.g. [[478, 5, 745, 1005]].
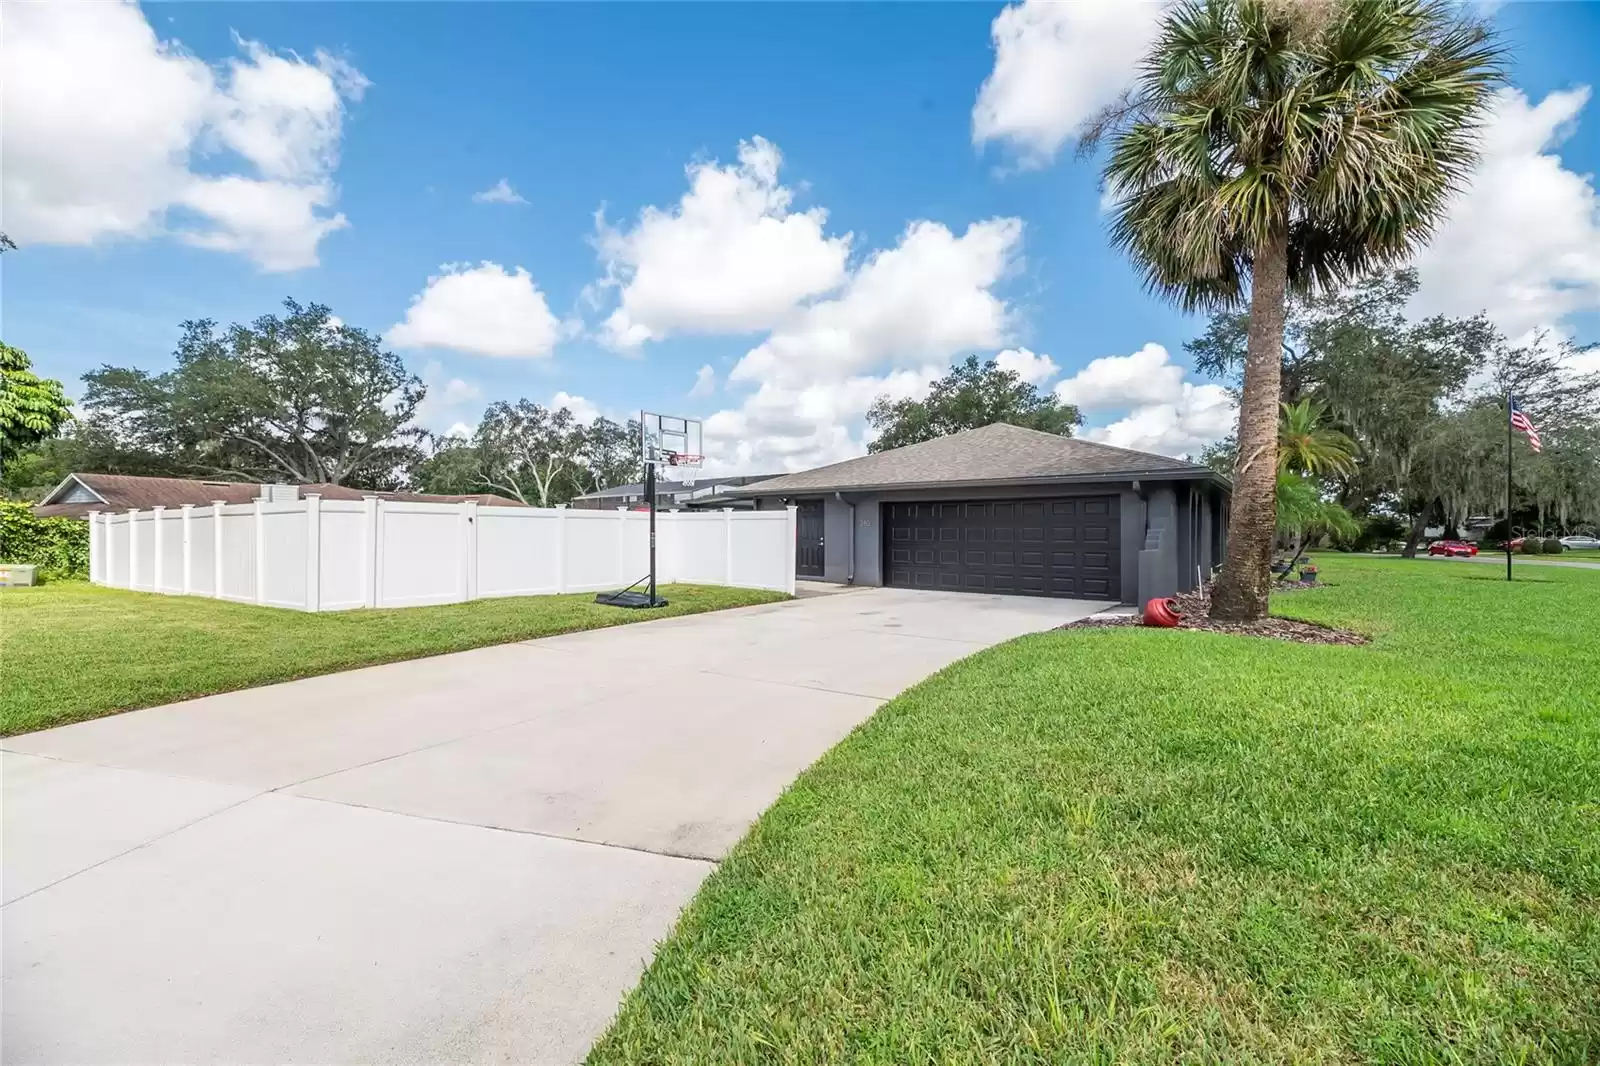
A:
[[2, 586, 1104, 1064]]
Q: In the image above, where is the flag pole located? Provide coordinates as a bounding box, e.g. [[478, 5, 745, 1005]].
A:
[[1505, 391, 1513, 582]]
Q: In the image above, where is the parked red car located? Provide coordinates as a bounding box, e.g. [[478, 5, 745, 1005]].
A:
[[1428, 539, 1478, 557]]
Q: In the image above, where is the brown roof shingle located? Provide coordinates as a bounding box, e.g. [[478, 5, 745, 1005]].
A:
[[736, 422, 1217, 496]]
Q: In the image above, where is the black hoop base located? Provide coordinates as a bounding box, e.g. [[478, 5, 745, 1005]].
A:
[[593, 589, 667, 609]]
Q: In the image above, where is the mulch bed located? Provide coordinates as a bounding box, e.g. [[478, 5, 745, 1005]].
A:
[[1063, 583, 1368, 646]]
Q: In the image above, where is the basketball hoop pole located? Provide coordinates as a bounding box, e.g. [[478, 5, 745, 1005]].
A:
[[646, 455, 658, 607]]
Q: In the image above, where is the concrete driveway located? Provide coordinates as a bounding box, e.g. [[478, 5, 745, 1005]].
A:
[[2, 585, 1104, 1064]]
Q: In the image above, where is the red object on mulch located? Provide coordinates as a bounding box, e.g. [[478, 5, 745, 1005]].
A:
[[1064, 582, 1367, 646], [1143, 597, 1181, 627]]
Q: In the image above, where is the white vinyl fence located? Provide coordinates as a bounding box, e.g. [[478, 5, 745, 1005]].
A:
[[88, 497, 797, 611]]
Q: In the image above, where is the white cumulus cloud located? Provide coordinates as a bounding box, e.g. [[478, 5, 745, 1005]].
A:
[[1054, 343, 1236, 457], [705, 217, 1024, 473], [689, 364, 717, 399], [593, 137, 852, 348], [388, 263, 562, 359], [412, 360, 483, 434], [473, 179, 528, 205], [730, 218, 1022, 387], [972, 0, 1163, 166], [1413, 87, 1600, 338], [1083, 383, 1237, 457], [994, 347, 1059, 385], [2, 2, 364, 270], [550, 391, 600, 425], [588, 137, 1025, 474], [706, 366, 946, 475], [1054, 342, 1186, 410]]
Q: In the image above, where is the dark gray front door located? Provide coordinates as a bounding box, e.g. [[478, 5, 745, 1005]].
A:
[[883, 496, 1120, 600], [795, 500, 825, 577]]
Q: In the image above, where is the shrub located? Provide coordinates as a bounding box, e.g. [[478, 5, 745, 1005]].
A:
[[1518, 538, 1543, 555], [1542, 537, 1565, 554], [0, 501, 88, 580]]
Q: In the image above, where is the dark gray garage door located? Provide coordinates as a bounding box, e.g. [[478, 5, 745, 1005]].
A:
[[884, 497, 1120, 600]]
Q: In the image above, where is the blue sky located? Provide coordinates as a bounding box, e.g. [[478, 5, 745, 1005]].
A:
[[6, 1, 1598, 474]]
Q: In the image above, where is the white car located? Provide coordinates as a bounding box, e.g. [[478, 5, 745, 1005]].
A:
[[1559, 535, 1600, 550]]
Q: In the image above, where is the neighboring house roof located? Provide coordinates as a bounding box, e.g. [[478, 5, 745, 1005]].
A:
[[731, 422, 1225, 497], [31, 473, 525, 519]]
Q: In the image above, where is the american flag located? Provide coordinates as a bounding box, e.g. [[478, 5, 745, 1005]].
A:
[[1510, 397, 1542, 453]]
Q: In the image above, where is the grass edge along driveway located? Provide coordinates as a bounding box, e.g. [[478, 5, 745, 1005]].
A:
[[0, 582, 787, 736], [591, 557, 1600, 1065]]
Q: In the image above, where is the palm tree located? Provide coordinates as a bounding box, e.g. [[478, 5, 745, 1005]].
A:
[[1278, 399, 1355, 477], [1276, 471, 1360, 577], [1090, 0, 1500, 620]]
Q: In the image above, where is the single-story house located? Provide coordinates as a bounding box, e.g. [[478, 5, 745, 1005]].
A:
[[569, 473, 781, 511], [32, 473, 524, 520], [731, 422, 1230, 606]]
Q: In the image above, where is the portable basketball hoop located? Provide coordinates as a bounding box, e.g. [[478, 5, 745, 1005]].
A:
[[594, 411, 703, 610]]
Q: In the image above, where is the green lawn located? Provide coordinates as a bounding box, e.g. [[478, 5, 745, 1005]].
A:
[[0, 582, 786, 736], [592, 557, 1600, 1064]]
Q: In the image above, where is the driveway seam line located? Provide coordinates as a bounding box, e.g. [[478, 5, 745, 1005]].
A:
[[283, 791, 720, 866], [1, 793, 261, 909], [269, 681, 658, 794], [687, 668, 893, 702]]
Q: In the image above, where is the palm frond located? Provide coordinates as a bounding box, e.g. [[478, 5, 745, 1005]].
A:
[[1096, 0, 1503, 311]]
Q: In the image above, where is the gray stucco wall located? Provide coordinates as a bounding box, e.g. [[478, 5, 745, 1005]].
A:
[[822, 496, 855, 583], [759, 479, 1225, 606], [1137, 485, 1180, 603]]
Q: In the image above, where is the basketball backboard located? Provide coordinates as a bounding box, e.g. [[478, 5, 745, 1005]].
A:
[[641, 412, 703, 469]]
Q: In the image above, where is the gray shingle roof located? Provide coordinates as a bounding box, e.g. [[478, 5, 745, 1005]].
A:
[[735, 422, 1217, 496]]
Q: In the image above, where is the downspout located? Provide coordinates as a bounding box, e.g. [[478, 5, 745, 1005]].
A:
[[835, 491, 856, 584], [1131, 480, 1146, 607]]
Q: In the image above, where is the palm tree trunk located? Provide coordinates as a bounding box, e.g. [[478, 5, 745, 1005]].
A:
[[1210, 233, 1288, 622]]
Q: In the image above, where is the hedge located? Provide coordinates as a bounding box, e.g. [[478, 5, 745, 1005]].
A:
[[0, 501, 89, 580]]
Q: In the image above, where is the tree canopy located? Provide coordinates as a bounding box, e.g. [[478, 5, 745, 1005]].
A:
[[1, 342, 72, 468], [1188, 270, 1600, 551], [412, 407, 642, 506], [866, 355, 1080, 453], [81, 300, 426, 488]]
